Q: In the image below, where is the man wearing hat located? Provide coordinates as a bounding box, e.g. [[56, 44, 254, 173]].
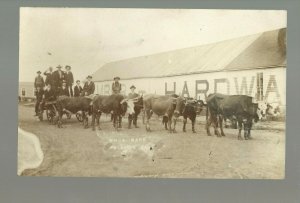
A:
[[74, 80, 83, 97], [43, 67, 54, 87], [82, 75, 95, 96], [127, 85, 140, 128], [52, 65, 65, 95], [34, 71, 45, 90], [112, 76, 122, 94], [64, 65, 74, 97], [58, 80, 70, 96]]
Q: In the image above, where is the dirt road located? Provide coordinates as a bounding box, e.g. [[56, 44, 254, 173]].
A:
[[18, 104, 285, 179]]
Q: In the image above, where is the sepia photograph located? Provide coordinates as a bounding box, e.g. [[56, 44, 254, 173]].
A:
[[18, 8, 286, 178]]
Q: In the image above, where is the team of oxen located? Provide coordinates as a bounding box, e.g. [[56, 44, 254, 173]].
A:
[[40, 93, 277, 140]]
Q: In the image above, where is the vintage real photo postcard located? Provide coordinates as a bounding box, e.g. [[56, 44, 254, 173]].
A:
[[18, 8, 286, 178]]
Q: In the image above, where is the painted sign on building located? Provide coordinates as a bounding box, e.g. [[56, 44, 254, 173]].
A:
[[95, 67, 286, 105]]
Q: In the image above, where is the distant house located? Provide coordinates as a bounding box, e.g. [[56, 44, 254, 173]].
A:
[[92, 28, 286, 108], [19, 82, 35, 100]]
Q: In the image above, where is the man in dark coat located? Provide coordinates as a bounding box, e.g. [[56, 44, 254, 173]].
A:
[[127, 85, 140, 128], [34, 71, 45, 90], [58, 81, 70, 97], [52, 65, 65, 95], [34, 86, 44, 116], [43, 67, 54, 86], [39, 84, 56, 113], [64, 65, 74, 97], [82, 75, 95, 96], [112, 76, 121, 94], [74, 80, 83, 97]]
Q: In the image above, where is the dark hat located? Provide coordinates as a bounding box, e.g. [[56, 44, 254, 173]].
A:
[[56, 65, 62, 69], [65, 65, 71, 70], [87, 75, 92, 79], [130, 85, 136, 89], [114, 76, 120, 80], [76, 80, 80, 83], [37, 71, 41, 74]]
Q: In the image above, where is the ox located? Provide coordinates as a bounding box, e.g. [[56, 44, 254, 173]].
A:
[[173, 98, 205, 133], [143, 94, 181, 133], [55, 96, 92, 128], [91, 94, 135, 131], [206, 93, 260, 140]]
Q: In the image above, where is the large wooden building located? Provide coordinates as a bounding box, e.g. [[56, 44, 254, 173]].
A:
[[92, 28, 286, 108]]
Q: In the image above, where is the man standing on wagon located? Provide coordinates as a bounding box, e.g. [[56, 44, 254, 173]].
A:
[[112, 76, 122, 94], [52, 65, 65, 96], [64, 65, 74, 97]]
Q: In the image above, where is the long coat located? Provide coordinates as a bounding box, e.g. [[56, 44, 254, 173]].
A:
[[34, 76, 45, 89], [52, 70, 65, 88], [44, 71, 54, 86], [83, 81, 95, 96], [74, 85, 83, 97], [65, 71, 74, 86]]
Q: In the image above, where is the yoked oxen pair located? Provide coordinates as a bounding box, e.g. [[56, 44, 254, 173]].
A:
[[91, 94, 136, 131], [205, 93, 260, 140], [173, 98, 205, 133], [143, 94, 184, 133], [55, 96, 93, 128]]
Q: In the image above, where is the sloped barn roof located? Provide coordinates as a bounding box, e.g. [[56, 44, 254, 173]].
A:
[[92, 28, 286, 82]]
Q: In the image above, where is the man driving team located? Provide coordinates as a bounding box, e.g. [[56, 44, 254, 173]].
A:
[[127, 85, 140, 129]]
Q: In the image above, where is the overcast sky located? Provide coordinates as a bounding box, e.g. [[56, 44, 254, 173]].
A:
[[19, 8, 286, 82]]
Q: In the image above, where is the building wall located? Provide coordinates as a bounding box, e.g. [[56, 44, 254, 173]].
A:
[[94, 67, 286, 106]]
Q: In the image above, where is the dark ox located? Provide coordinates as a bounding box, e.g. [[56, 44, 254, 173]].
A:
[[55, 96, 92, 128], [173, 98, 205, 133], [91, 94, 135, 131], [143, 94, 180, 133], [206, 93, 259, 140]]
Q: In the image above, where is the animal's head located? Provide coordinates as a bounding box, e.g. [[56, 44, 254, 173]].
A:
[[251, 103, 260, 123], [266, 103, 281, 117], [173, 96, 186, 118], [120, 98, 135, 116], [195, 100, 205, 115]]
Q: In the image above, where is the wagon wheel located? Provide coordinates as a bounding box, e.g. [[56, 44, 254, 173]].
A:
[[76, 112, 83, 122], [66, 113, 72, 119], [46, 104, 57, 124]]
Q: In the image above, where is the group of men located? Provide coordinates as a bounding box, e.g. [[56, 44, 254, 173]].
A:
[[34, 65, 95, 116], [34, 67, 140, 128]]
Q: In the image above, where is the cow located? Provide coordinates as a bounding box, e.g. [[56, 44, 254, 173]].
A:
[[91, 94, 135, 131], [205, 93, 260, 140], [143, 94, 181, 133], [173, 98, 205, 133], [55, 96, 92, 128]]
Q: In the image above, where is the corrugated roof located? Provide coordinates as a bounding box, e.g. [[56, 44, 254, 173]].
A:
[[92, 28, 286, 82]]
